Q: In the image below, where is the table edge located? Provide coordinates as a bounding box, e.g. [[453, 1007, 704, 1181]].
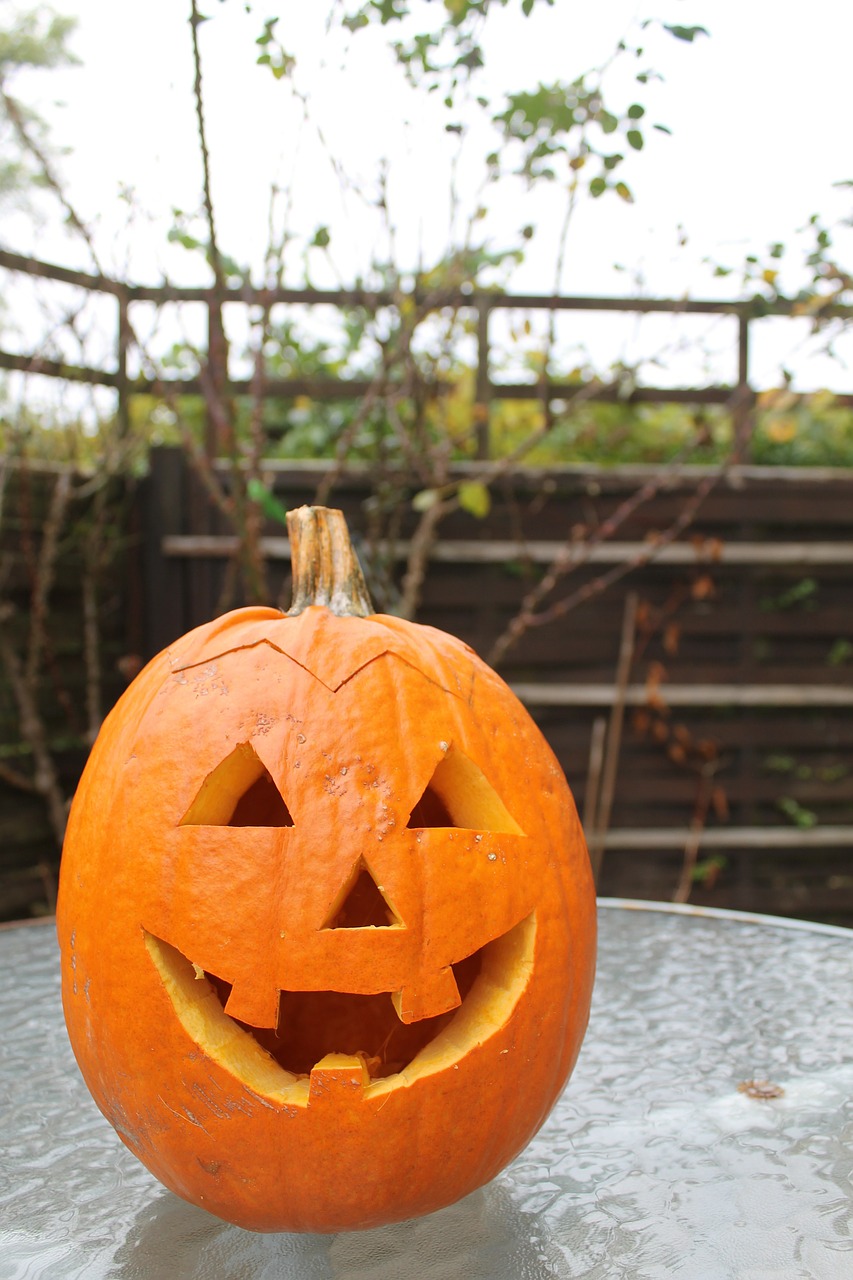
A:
[[598, 896, 853, 939]]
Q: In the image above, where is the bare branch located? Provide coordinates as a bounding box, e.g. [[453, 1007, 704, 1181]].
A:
[[673, 765, 718, 904], [487, 390, 755, 667], [398, 497, 450, 622], [26, 469, 72, 686], [188, 0, 226, 295], [0, 602, 68, 847], [0, 85, 102, 273], [0, 759, 37, 792]]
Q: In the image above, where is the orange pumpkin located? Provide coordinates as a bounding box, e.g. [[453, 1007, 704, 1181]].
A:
[[57, 506, 595, 1233]]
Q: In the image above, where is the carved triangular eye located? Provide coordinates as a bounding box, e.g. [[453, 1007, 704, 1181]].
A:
[[180, 742, 294, 827], [406, 744, 524, 834], [321, 858, 402, 930]]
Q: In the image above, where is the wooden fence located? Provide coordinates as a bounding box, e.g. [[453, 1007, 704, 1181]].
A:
[[1, 452, 852, 923], [0, 461, 137, 919], [3, 247, 853, 459], [1, 247, 852, 923]]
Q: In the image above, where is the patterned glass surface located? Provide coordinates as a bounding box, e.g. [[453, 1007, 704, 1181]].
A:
[[2, 901, 852, 1279]]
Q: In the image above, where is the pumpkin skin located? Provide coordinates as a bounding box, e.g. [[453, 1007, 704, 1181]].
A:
[[57, 508, 596, 1233]]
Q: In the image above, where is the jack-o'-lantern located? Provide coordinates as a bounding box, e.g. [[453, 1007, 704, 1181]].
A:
[[57, 506, 595, 1233]]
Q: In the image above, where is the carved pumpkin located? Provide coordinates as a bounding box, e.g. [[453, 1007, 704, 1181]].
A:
[[57, 506, 595, 1233]]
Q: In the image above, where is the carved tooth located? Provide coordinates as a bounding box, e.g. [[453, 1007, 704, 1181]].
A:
[[308, 1053, 370, 1104], [223, 979, 279, 1030], [393, 965, 461, 1025]]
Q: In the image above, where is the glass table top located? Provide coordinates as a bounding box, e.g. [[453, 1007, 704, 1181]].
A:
[[2, 899, 852, 1279]]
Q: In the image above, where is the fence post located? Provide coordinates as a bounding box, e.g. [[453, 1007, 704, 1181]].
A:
[[141, 446, 192, 657], [475, 296, 492, 460], [116, 289, 130, 440], [206, 294, 230, 458], [733, 309, 754, 453]]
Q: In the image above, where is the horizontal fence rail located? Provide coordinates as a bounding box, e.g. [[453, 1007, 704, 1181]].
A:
[[161, 533, 853, 567]]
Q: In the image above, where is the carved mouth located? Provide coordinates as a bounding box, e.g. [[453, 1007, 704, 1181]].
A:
[[144, 913, 536, 1106], [204, 952, 483, 1079]]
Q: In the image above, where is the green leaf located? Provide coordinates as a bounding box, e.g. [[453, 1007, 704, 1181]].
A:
[[372, 0, 409, 22], [652, 123, 672, 135], [627, 129, 644, 151], [247, 478, 289, 527], [589, 176, 607, 197], [627, 103, 645, 119], [663, 23, 709, 42], [454, 45, 483, 70], [615, 181, 633, 203], [457, 480, 491, 519], [777, 796, 818, 829], [167, 228, 202, 251], [828, 638, 853, 666], [255, 18, 277, 45], [311, 226, 331, 249], [691, 854, 727, 884]]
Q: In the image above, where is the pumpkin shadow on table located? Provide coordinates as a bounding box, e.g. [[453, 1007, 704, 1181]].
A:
[[111, 1181, 564, 1280]]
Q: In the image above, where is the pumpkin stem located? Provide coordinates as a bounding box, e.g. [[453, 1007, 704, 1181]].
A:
[[286, 506, 374, 617]]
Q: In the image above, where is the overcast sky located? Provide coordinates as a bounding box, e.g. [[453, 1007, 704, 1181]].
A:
[[5, 0, 853, 390]]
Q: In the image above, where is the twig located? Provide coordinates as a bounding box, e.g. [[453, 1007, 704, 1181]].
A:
[[0, 86, 102, 273], [398, 497, 451, 622], [0, 603, 68, 847], [189, 0, 225, 297], [189, 0, 273, 601], [80, 479, 110, 744], [587, 592, 638, 880], [673, 765, 717, 904], [0, 760, 38, 792], [314, 369, 392, 507], [488, 423, 750, 669], [26, 469, 71, 687], [582, 715, 607, 882]]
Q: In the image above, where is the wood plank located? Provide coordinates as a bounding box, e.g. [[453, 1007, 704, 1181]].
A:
[[512, 683, 853, 707], [602, 825, 853, 849], [7, 250, 853, 320], [161, 533, 853, 567]]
